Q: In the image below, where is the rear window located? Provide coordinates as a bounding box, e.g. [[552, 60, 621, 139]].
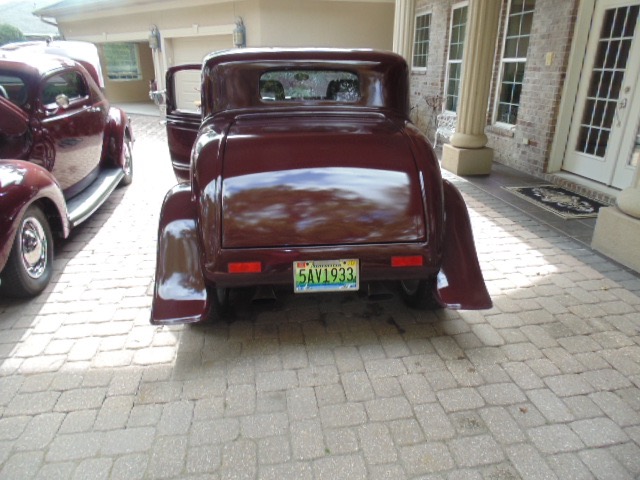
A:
[[259, 70, 360, 102]]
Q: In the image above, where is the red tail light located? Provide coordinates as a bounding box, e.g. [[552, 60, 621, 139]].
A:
[[391, 256, 423, 267], [228, 262, 262, 273]]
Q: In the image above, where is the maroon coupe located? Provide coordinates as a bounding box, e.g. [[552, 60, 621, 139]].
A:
[[151, 48, 490, 325], [0, 42, 133, 297]]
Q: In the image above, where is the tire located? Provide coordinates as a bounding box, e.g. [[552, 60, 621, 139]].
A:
[[119, 138, 133, 186], [203, 287, 231, 323], [399, 277, 442, 310], [0, 205, 54, 297]]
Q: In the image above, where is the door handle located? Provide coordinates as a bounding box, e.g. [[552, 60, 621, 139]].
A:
[[615, 97, 628, 127]]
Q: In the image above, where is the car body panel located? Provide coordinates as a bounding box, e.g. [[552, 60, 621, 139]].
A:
[[151, 48, 490, 324], [0, 159, 70, 272], [221, 114, 426, 248], [151, 183, 210, 325]]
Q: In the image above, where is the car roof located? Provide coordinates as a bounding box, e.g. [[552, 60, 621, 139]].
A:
[[200, 48, 410, 118], [0, 51, 78, 79], [0, 41, 104, 87]]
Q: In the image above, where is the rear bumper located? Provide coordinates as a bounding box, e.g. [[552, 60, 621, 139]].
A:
[[205, 244, 439, 288]]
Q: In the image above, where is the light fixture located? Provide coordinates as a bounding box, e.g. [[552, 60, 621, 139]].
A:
[[149, 26, 161, 51], [233, 17, 246, 48]]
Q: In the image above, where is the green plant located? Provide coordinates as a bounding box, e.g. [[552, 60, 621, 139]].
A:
[[0, 23, 24, 46]]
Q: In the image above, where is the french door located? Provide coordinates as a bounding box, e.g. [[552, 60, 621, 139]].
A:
[[563, 0, 640, 189]]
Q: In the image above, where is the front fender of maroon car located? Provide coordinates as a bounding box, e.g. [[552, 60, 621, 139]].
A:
[[436, 180, 492, 309], [0, 160, 70, 272], [151, 183, 211, 325]]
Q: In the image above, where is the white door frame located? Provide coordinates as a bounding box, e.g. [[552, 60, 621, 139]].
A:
[[549, 0, 640, 189]]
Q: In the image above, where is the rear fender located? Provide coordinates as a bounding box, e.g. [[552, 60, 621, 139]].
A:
[[105, 107, 133, 170], [151, 183, 210, 325], [434, 180, 492, 310]]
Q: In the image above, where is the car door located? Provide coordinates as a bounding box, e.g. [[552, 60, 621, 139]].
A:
[[164, 64, 201, 182], [38, 68, 106, 195]]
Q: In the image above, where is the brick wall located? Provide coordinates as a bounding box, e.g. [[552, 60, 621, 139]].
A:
[[409, 0, 579, 180]]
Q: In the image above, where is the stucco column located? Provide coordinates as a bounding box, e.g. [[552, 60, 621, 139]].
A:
[[393, 0, 415, 61], [592, 145, 640, 272], [442, 0, 501, 176], [616, 158, 640, 219]]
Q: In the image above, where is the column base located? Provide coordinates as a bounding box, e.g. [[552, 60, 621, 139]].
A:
[[592, 206, 640, 273], [441, 144, 493, 176]]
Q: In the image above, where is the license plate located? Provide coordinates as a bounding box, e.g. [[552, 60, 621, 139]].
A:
[[293, 259, 359, 293]]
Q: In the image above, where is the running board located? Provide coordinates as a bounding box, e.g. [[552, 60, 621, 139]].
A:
[[67, 168, 124, 227]]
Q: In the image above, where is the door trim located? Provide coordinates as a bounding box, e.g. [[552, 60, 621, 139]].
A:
[[549, 0, 596, 173]]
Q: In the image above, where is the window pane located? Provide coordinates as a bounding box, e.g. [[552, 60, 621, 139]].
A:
[[444, 5, 468, 112], [496, 0, 535, 124], [103, 43, 142, 81], [260, 70, 360, 102], [42, 72, 87, 104], [412, 13, 431, 69]]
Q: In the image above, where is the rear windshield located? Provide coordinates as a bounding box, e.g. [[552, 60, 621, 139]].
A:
[[259, 70, 360, 102]]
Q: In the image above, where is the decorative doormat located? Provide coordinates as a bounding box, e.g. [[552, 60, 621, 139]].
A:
[[504, 185, 608, 219]]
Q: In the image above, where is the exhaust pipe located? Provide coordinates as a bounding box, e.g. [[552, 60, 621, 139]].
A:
[[367, 282, 395, 301], [251, 285, 277, 304]]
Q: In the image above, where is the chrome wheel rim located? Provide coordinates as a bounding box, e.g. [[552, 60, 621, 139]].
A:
[[19, 216, 48, 279]]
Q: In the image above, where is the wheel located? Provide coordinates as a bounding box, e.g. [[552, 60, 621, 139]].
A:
[[0, 205, 54, 297], [119, 138, 133, 186], [203, 287, 231, 323], [399, 277, 442, 309]]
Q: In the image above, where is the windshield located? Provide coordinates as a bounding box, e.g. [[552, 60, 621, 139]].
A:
[[259, 70, 360, 102]]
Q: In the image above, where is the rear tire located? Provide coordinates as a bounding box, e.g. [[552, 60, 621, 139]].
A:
[[0, 205, 54, 298], [204, 287, 231, 323], [399, 277, 442, 309], [119, 138, 133, 186]]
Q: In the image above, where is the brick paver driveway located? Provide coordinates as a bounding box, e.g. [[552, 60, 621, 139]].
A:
[[1, 114, 640, 479]]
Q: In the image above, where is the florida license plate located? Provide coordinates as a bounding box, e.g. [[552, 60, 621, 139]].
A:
[[293, 259, 359, 293]]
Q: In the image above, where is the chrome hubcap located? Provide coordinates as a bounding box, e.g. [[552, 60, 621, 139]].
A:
[[20, 217, 47, 279]]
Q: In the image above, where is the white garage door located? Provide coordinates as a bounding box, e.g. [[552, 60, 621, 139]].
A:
[[172, 35, 232, 111]]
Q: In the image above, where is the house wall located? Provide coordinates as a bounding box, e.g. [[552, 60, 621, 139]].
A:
[[97, 42, 155, 103], [56, 0, 393, 103], [258, 0, 394, 49], [409, 0, 578, 180]]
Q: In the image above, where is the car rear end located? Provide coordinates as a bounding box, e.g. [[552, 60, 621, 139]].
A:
[[198, 110, 444, 295]]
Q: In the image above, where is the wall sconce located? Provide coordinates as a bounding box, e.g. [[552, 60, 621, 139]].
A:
[[149, 26, 161, 51], [233, 17, 246, 48]]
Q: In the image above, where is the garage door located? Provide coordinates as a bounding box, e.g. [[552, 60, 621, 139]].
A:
[[172, 35, 232, 111]]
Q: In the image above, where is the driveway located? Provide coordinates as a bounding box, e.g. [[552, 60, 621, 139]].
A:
[[1, 114, 640, 479]]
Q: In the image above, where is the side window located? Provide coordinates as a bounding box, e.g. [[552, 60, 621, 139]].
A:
[[494, 0, 535, 125], [0, 74, 28, 108], [412, 11, 432, 71], [444, 2, 468, 112], [42, 71, 88, 106]]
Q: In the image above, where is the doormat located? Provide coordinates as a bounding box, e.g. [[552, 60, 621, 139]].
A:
[[503, 185, 609, 219]]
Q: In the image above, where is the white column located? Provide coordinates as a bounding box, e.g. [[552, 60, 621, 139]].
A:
[[442, 0, 501, 175], [616, 152, 640, 219], [393, 0, 415, 61]]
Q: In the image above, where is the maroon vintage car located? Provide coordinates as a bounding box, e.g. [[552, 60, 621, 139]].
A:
[[151, 48, 490, 325], [0, 42, 133, 297]]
